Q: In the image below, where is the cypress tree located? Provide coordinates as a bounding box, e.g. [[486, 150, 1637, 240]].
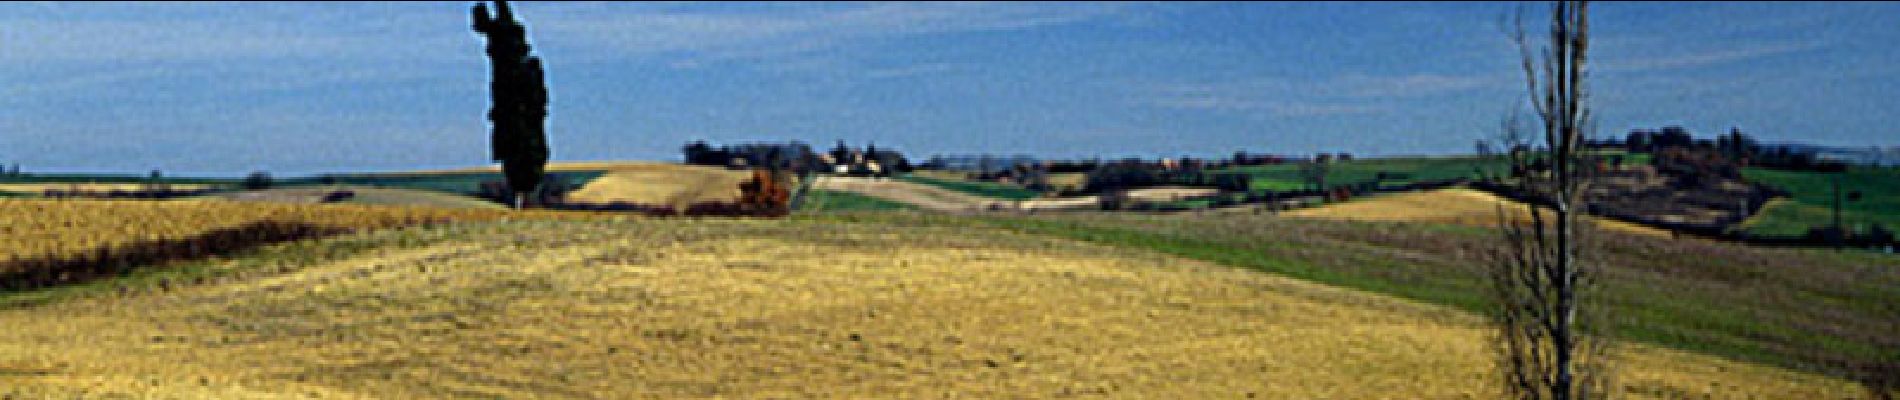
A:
[[472, 1, 549, 208]]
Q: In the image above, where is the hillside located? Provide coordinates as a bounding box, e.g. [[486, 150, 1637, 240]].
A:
[[811, 176, 1014, 212], [192, 186, 508, 209], [1222, 156, 1504, 191], [0, 218, 1869, 398], [1740, 166, 1900, 236], [562, 162, 752, 209], [319, 161, 757, 209], [796, 189, 917, 213], [0, 199, 613, 296], [831, 212, 1899, 387], [1282, 188, 1673, 237]]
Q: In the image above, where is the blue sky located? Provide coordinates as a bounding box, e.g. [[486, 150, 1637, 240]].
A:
[[2, 1, 1896, 176]]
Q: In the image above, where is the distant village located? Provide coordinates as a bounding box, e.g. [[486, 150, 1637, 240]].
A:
[[678, 126, 1891, 197], [671, 125, 1895, 248], [682, 140, 913, 177]]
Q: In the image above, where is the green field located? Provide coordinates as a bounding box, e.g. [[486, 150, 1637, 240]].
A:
[[796, 189, 917, 212], [1742, 166, 1900, 236], [1219, 156, 1509, 192], [895, 174, 1042, 200], [818, 212, 1900, 381]]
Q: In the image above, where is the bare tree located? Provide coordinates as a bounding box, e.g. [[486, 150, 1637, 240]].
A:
[[1478, 110, 1533, 183], [1488, 2, 1612, 399], [1497, 110, 1533, 180]]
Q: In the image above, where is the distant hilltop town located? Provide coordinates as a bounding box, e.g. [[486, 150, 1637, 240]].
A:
[[681, 140, 913, 177]]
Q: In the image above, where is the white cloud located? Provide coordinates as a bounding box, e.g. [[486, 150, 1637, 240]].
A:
[[1334, 73, 1505, 98], [0, 2, 1128, 96], [1150, 96, 1385, 117], [1139, 71, 1507, 117], [864, 62, 962, 79], [530, 2, 1132, 65], [1262, 102, 1386, 117], [0, 3, 467, 64], [1154, 72, 1506, 100], [1596, 40, 1827, 72], [0, 67, 171, 98]]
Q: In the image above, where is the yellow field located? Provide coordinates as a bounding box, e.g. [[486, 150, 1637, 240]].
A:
[[563, 162, 752, 209], [0, 183, 219, 193], [1045, 172, 1088, 191], [1734, 197, 1794, 231], [0, 199, 603, 266], [310, 161, 754, 209], [1283, 188, 1674, 237], [0, 219, 1861, 398]]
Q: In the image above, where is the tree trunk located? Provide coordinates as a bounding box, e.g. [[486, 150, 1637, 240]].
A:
[[1491, 2, 1603, 399]]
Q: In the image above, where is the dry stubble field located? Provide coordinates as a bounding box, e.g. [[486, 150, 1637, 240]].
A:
[[0, 183, 220, 194], [1283, 188, 1673, 237], [0, 199, 595, 266], [561, 162, 753, 210], [0, 215, 1863, 398]]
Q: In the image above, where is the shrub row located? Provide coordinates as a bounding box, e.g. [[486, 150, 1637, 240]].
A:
[[39, 188, 221, 199], [0, 220, 356, 291]]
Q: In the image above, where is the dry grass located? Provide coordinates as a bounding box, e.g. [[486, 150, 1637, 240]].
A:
[[920, 212, 1900, 386], [0, 183, 219, 193], [195, 186, 507, 209], [0, 199, 599, 266], [1019, 195, 1101, 211], [1283, 188, 1673, 237], [0, 219, 1862, 398], [1046, 172, 1088, 192], [562, 162, 751, 209], [1123, 186, 1220, 202]]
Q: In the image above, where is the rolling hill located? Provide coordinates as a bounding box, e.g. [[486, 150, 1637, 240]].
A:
[[0, 217, 1865, 398], [1281, 188, 1673, 237], [560, 162, 752, 209], [191, 186, 509, 209]]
